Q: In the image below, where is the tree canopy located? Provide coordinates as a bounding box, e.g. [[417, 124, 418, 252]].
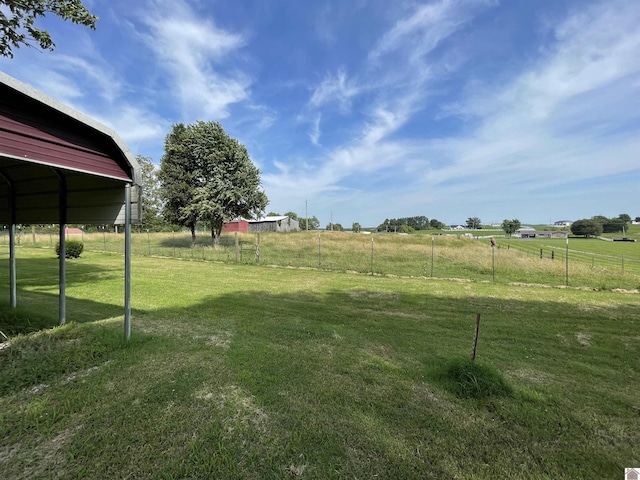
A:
[[136, 155, 164, 231], [377, 216, 429, 232], [299, 216, 320, 230], [0, 0, 97, 58], [158, 121, 268, 245], [501, 219, 521, 237], [570, 219, 602, 238], [466, 217, 482, 229]]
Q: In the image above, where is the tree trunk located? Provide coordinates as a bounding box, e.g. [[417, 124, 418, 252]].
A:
[[190, 225, 196, 247], [211, 219, 223, 246]]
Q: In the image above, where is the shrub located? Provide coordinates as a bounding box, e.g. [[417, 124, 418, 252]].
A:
[[55, 240, 84, 258]]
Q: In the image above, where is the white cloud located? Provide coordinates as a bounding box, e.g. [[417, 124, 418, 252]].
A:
[[142, 0, 251, 119], [309, 70, 360, 111], [369, 0, 496, 64]]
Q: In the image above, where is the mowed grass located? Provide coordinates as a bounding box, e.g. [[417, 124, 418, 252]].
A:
[[1, 248, 639, 478]]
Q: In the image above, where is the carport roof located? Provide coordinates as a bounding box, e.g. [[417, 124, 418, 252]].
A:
[[0, 71, 141, 225]]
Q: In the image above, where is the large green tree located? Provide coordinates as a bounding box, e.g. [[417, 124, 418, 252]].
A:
[[159, 121, 268, 246], [0, 0, 97, 58], [570, 219, 602, 238], [136, 155, 164, 231], [501, 218, 521, 237]]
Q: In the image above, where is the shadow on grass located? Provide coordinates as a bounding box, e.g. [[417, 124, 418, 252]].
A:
[[1, 279, 638, 478], [0, 291, 125, 336], [2, 257, 122, 290]]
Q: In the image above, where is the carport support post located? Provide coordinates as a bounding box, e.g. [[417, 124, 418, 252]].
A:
[[1, 173, 17, 307], [58, 172, 67, 325], [9, 223, 16, 307], [124, 183, 132, 340]]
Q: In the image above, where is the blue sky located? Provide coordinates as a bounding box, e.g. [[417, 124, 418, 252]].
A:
[[2, 0, 639, 227]]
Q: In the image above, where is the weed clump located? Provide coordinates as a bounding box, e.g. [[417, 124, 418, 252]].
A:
[[439, 358, 512, 399]]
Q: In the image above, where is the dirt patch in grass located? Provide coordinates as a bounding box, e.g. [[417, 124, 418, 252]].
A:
[[506, 368, 554, 385], [576, 333, 592, 346], [203, 330, 234, 350], [1, 424, 83, 480]]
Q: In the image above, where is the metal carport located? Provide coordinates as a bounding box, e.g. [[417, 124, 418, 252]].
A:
[[0, 71, 141, 339]]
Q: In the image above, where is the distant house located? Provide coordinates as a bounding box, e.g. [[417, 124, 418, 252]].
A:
[[553, 220, 573, 226], [514, 228, 568, 239], [449, 225, 465, 231], [626, 468, 639, 480], [222, 215, 299, 234]]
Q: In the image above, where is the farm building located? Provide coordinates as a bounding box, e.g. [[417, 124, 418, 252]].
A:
[[221, 219, 249, 233], [553, 220, 573, 226], [222, 215, 299, 233], [514, 228, 568, 239]]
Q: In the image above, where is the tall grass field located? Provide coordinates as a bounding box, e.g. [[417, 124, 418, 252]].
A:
[[6, 229, 640, 289], [0, 242, 639, 478]]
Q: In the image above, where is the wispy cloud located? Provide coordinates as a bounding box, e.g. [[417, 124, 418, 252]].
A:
[[309, 70, 360, 112], [141, 0, 251, 120], [309, 114, 322, 146], [369, 0, 496, 64]]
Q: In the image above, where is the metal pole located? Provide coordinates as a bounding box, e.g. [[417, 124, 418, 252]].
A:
[[9, 223, 16, 308], [124, 184, 132, 341], [2, 173, 17, 308], [57, 171, 67, 325]]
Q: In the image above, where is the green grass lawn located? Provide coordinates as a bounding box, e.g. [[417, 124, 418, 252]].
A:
[[1, 248, 639, 478]]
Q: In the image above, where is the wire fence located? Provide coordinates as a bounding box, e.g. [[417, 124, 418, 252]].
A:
[[2, 229, 639, 289]]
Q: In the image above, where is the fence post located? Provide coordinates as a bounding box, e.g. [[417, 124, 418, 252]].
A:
[[431, 236, 434, 277], [492, 244, 495, 282], [540, 248, 543, 259], [565, 237, 569, 286], [256, 232, 261, 264], [235, 232, 239, 262], [371, 237, 374, 274]]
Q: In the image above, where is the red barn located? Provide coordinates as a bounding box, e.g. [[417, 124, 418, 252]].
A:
[[221, 219, 249, 233]]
